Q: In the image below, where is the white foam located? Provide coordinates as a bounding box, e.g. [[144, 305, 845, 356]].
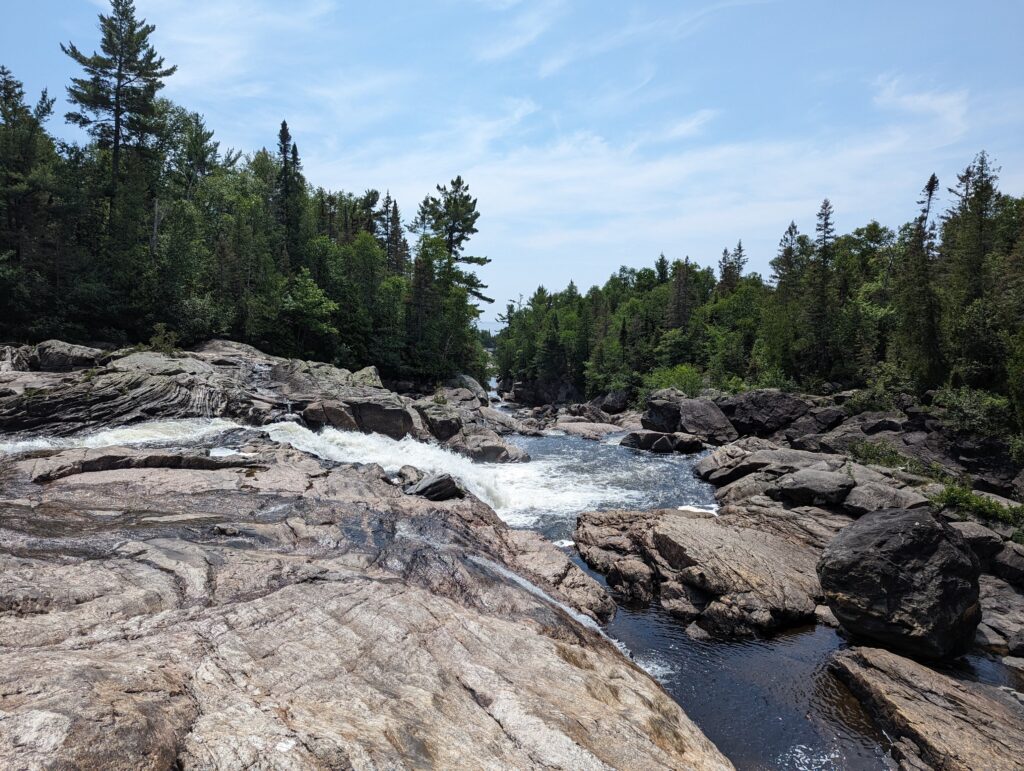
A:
[[0, 418, 236, 456], [261, 422, 645, 525], [633, 652, 681, 683]]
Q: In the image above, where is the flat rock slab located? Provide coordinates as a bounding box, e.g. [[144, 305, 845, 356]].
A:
[[832, 646, 1024, 770]]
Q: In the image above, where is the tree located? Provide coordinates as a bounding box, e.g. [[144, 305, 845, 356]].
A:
[[716, 240, 746, 295], [419, 176, 492, 304], [893, 174, 944, 389], [61, 0, 176, 194]]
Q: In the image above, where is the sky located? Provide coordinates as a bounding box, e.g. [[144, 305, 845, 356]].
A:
[[3, 1, 1024, 325]]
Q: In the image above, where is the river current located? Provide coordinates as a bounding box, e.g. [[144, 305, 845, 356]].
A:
[[2, 417, 898, 769]]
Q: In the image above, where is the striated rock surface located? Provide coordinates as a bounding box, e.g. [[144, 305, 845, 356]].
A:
[[832, 647, 1024, 770], [0, 438, 730, 770], [0, 339, 526, 463]]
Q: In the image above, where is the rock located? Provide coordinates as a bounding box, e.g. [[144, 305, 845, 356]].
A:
[[620, 430, 702, 453], [301, 400, 359, 431], [575, 508, 820, 636], [413, 399, 464, 441], [950, 521, 1005, 570], [404, 473, 465, 501], [0, 440, 731, 769], [0, 344, 33, 372], [607, 558, 655, 603], [992, 542, 1024, 590], [342, 393, 414, 439], [446, 374, 489, 407], [842, 482, 929, 517], [817, 509, 981, 659], [601, 389, 630, 414], [447, 424, 529, 463], [831, 646, 1024, 770], [978, 575, 1024, 654], [641, 388, 685, 433], [717, 390, 810, 436], [33, 339, 103, 371], [769, 468, 855, 507], [553, 420, 621, 441]]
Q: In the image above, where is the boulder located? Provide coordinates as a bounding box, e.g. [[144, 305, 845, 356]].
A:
[[447, 424, 529, 463], [413, 400, 464, 441], [676, 398, 738, 445], [601, 389, 630, 414], [992, 542, 1024, 590], [620, 431, 703, 454], [446, 374, 489, 407], [769, 468, 855, 507], [717, 390, 810, 436], [33, 339, 103, 371], [404, 473, 465, 501], [0, 344, 34, 372], [817, 509, 981, 659], [950, 521, 1005, 571], [641, 388, 685, 433], [841, 481, 929, 517], [343, 394, 414, 439], [301, 400, 359, 432]]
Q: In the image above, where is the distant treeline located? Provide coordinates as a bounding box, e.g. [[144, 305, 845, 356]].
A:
[[0, 0, 491, 383], [496, 154, 1024, 436]]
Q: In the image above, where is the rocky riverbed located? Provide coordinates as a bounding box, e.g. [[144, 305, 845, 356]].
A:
[[3, 340, 1024, 769]]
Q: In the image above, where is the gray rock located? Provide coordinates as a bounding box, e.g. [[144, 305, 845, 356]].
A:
[[413, 399, 464, 441], [950, 521, 1005, 570], [992, 542, 1024, 591], [769, 468, 855, 507], [717, 390, 810, 437], [842, 481, 929, 517], [33, 339, 103, 371], [404, 473, 465, 501], [601, 389, 630, 414], [817, 509, 981, 660]]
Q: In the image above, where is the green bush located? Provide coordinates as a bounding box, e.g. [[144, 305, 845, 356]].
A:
[[931, 483, 1024, 526], [642, 364, 704, 398], [932, 386, 1013, 436], [844, 361, 916, 414], [1009, 434, 1024, 467]]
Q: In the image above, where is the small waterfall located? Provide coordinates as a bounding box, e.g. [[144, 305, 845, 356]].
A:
[[0, 418, 238, 456]]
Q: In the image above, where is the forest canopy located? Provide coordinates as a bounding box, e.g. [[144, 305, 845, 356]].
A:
[[495, 154, 1024, 437], [0, 0, 491, 383]]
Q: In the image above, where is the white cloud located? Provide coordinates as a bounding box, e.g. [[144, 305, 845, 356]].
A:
[[475, 0, 566, 62]]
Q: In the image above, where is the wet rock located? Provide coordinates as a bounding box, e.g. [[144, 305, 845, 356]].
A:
[[831, 646, 1024, 770], [553, 419, 621, 441], [405, 473, 464, 501], [301, 400, 359, 431], [717, 390, 810, 437], [817, 509, 981, 660], [607, 558, 655, 603], [413, 399, 464, 441], [620, 430, 702, 454], [342, 393, 414, 439], [446, 424, 529, 463]]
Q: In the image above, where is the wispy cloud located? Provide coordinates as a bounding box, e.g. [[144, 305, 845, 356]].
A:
[[873, 75, 969, 139], [475, 0, 566, 61]]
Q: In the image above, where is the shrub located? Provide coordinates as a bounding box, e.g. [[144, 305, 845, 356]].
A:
[[1010, 434, 1024, 467], [844, 361, 916, 414], [148, 323, 179, 355], [932, 386, 1013, 436], [931, 483, 1024, 526], [642, 364, 704, 398]]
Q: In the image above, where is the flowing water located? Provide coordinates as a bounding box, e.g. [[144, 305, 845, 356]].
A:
[[0, 417, 906, 768]]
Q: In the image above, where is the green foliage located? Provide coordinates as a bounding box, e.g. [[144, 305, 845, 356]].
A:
[[847, 440, 954, 482], [0, 1, 491, 387], [1008, 434, 1024, 466], [932, 386, 1013, 436], [931, 484, 1024, 526], [642, 364, 704, 398]]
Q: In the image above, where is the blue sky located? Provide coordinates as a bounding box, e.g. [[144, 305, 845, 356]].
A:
[[4, 1, 1023, 324]]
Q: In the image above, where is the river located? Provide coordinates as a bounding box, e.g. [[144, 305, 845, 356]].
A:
[[2, 417, 897, 769]]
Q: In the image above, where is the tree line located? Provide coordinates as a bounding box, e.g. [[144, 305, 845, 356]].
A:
[[496, 154, 1024, 437], [0, 0, 491, 383]]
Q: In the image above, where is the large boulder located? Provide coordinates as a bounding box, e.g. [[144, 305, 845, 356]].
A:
[[342, 394, 414, 439], [992, 542, 1024, 590], [446, 374, 489, 407], [716, 390, 810, 437], [413, 399, 464, 441], [601, 389, 630, 415], [33, 340, 103, 371], [768, 468, 855, 507], [641, 391, 737, 445], [817, 509, 981, 659]]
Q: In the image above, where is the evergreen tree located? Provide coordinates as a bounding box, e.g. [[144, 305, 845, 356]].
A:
[[61, 0, 176, 194]]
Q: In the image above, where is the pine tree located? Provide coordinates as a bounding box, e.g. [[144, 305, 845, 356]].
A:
[[61, 0, 176, 195], [420, 176, 492, 304]]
